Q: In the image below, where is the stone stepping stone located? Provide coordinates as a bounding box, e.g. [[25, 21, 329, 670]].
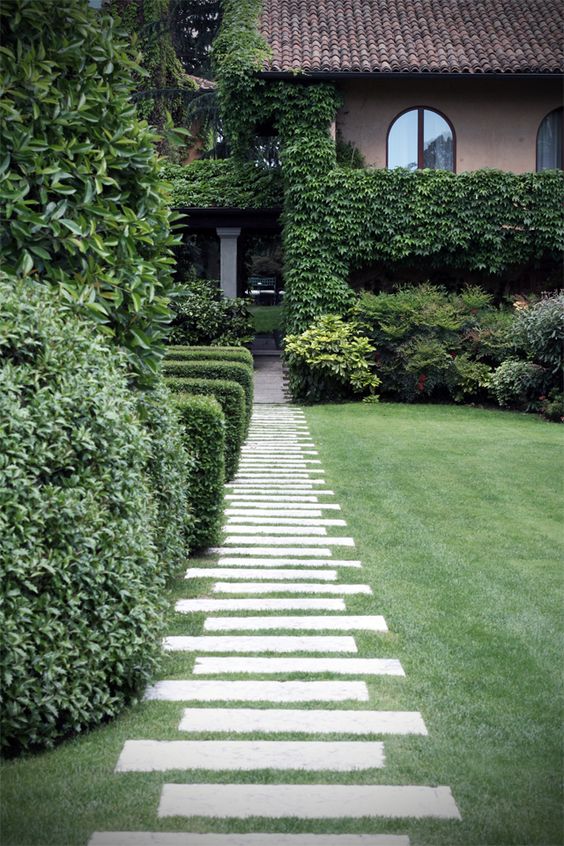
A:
[[223, 526, 328, 535], [163, 636, 357, 653], [225, 515, 346, 525], [175, 598, 346, 613], [211, 582, 371, 595], [115, 739, 385, 772], [178, 708, 427, 736], [226, 485, 330, 491], [204, 616, 387, 632], [225, 496, 336, 502], [89, 834, 410, 846], [239, 459, 322, 464], [217, 558, 361, 568], [186, 568, 338, 581], [157, 783, 461, 820], [209, 547, 334, 557], [234, 473, 326, 479], [222, 537, 355, 547], [144, 680, 369, 702], [193, 657, 404, 676]]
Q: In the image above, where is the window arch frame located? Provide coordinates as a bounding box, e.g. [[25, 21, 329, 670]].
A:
[[386, 106, 457, 173], [536, 107, 563, 172]]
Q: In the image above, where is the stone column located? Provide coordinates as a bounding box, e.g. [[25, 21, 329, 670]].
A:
[[216, 227, 241, 298]]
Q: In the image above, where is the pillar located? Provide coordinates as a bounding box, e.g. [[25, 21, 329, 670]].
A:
[[217, 227, 241, 298]]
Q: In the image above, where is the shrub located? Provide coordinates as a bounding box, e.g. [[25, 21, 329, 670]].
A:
[[512, 293, 564, 377], [173, 394, 225, 550], [165, 376, 245, 479], [135, 381, 194, 578], [539, 390, 564, 423], [160, 160, 283, 208], [285, 314, 380, 402], [168, 279, 254, 347], [0, 0, 177, 384], [164, 359, 253, 431], [488, 359, 548, 409], [166, 345, 254, 367], [0, 279, 163, 754]]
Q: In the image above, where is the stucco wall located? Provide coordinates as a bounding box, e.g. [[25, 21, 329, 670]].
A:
[[336, 77, 562, 172]]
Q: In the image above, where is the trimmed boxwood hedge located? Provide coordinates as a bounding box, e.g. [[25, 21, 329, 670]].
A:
[[173, 393, 225, 550], [166, 345, 254, 367], [164, 359, 253, 431], [0, 278, 164, 754], [165, 376, 245, 479]]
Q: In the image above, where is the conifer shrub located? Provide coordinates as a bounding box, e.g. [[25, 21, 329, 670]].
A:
[[173, 394, 225, 550], [165, 376, 245, 478], [166, 345, 253, 367], [164, 359, 253, 430], [0, 0, 177, 384], [0, 279, 164, 754]]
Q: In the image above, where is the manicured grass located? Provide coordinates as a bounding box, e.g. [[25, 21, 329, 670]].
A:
[[249, 304, 283, 334], [1, 404, 562, 845]]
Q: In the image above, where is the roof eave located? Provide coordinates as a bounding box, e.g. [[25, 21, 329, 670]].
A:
[[257, 70, 564, 80]]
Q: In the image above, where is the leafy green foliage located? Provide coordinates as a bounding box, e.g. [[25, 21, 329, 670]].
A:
[[135, 380, 194, 577], [172, 393, 225, 550], [0, 0, 177, 384], [168, 278, 254, 346], [488, 359, 548, 409], [166, 344, 253, 366], [164, 359, 253, 430], [285, 314, 380, 402], [165, 376, 245, 478], [352, 285, 507, 402], [0, 278, 164, 754], [539, 389, 564, 422], [511, 293, 564, 375], [161, 160, 283, 207]]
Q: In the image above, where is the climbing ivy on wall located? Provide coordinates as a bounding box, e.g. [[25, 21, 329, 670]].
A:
[[160, 159, 283, 207], [210, 0, 564, 333]]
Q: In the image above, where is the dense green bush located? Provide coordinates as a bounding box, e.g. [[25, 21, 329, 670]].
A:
[[285, 315, 380, 402], [164, 359, 253, 430], [169, 279, 254, 346], [352, 285, 505, 402], [135, 381, 193, 578], [173, 393, 225, 550], [0, 0, 177, 383], [488, 359, 548, 409], [0, 279, 163, 754], [166, 345, 254, 367], [165, 376, 245, 478], [511, 293, 564, 376]]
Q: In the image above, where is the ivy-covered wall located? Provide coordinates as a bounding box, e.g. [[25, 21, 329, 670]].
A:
[[200, 0, 564, 332]]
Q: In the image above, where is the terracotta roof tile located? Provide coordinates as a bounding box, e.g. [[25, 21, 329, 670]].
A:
[[259, 0, 564, 74]]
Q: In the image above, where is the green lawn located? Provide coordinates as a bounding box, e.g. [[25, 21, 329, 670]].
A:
[[1, 404, 562, 846], [249, 304, 283, 334]]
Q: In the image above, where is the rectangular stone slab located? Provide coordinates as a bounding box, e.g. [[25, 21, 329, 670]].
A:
[[204, 616, 388, 632], [178, 708, 427, 736], [144, 680, 370, 702], [115, 740, 385, 772], [217, 559, 362, 568], [225, 517, 346, 526], [225, 496, 336, 502], [193, 657, 404, 676], [163, 635, 357, 653], [211, 583, 371, 595], [185, 568, 338, 581], [222, 537, 354, 547], [222, 527, 328, 535], [158, 784, 461, 819], [89, 834, 410, 846], [208, 548, 334, 557], [175, 598, 346, 613]]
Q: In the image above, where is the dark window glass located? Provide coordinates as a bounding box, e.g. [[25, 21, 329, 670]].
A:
[[537, 108, 563, 171], [388, 108, 454, 171]]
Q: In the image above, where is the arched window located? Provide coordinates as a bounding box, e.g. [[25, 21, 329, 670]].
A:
[[387, 108, 454, 171], [537, 108, 563, 171]]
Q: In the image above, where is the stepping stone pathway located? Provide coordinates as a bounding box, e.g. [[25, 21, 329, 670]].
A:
[[90, 405, 461, 845]]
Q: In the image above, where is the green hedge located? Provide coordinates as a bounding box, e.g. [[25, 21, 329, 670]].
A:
[[0, 278, 163, 754], [173, 393, 225, 550], [166, 345, 254, 367], [164, 359, 253, 431], [165, 376, 245, 479], [160, 160, 283, 208]]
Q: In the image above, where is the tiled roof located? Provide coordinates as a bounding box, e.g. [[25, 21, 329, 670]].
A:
[[259, 0, 564, 75]]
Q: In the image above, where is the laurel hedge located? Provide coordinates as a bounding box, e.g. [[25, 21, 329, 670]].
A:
[[0, 279, 164, 754], [166, 345, 254, 367], [164, 359, 253, 431]]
